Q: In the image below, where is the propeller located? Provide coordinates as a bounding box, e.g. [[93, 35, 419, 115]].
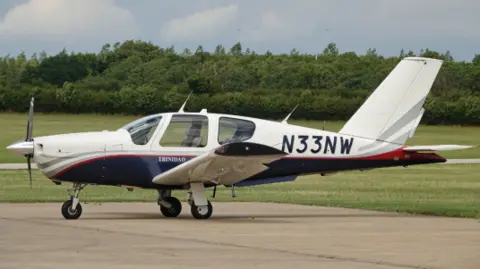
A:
[[25, 97, 34, 188], [5, 96, 36, 188]]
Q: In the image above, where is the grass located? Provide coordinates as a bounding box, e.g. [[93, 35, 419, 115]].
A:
[[1, 164, 479, 218], [0, 112, 479, 163]]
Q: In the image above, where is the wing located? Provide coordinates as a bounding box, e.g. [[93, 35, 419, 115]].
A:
[[152, 142, 288, 186], [403, 145, 475, 152]]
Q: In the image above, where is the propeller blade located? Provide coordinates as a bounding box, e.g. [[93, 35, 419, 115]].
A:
[[24, 96, 35, 188], [27, 156, 32, 188], [26, 97, 34, 142]]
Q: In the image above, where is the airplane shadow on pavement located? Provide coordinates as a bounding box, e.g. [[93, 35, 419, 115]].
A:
[[57, 211, 411, 223]]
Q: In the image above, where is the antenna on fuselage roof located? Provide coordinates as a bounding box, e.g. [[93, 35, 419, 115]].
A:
[[281, 104, 299, 124], [178, 91, 193, 113]]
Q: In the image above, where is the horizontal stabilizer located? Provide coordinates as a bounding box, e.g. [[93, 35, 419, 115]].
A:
[[403, 145, 475, 152]]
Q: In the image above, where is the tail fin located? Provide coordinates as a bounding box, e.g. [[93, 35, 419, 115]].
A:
[[339, 57, 443, 145]]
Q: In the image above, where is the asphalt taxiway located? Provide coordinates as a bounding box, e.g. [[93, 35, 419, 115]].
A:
[[0, 202, 478, 269]]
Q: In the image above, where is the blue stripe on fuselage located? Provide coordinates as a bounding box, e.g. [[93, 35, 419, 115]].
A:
[[55, 155, 195, 189], [53, 155, 444, 189]]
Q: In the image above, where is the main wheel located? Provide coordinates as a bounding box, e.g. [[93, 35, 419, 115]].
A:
[[190, 200, 213, 219], [61, 199, 82, 220], [160, 196, 182, 218]]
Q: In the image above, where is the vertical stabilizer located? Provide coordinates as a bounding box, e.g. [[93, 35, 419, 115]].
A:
[[339, 57, 443, 145]]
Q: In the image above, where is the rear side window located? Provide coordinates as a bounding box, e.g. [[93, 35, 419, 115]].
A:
[[218, 117, 255, 145]]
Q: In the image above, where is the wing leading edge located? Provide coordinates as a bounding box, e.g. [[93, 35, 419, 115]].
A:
[[152, 142, 288, 186]]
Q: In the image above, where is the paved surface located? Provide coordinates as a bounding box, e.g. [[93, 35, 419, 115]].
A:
[[0, 159, 479, 170], [0, 163, 38, 169], [0, 202, 478, 269]]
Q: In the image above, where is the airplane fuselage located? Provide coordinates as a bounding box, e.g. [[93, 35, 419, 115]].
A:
[[29, 112, 445, 190]]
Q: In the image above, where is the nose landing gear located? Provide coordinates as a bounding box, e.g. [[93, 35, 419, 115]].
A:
[[61, 182, 87, 220]]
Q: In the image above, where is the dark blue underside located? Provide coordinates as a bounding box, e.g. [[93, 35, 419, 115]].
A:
[[54, 156, 444, 189]]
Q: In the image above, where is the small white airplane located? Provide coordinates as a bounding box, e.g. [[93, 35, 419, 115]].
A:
[[6, 57, 474, 220]]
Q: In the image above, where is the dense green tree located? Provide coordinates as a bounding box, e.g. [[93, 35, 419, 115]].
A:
[[0, 40, 478, 124]]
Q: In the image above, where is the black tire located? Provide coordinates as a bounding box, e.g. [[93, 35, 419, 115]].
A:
[[61, 199, 82, 220], [160, 196, 182, 218], [190, 200, 213, 219]]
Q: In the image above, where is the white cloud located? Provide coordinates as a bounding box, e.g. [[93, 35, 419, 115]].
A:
[[245, 0, 477, 39], [160, 4, 239, 42], [239, 1, 337, 43], [0, 0, 479, 60], [0, 0, 137, 40], [247, 11, 293, 41]]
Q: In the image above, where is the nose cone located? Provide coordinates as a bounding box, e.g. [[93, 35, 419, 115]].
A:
[[6, 141, 34, 155]]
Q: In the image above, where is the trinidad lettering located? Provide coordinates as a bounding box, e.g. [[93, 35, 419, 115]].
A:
[[281, 134, 354, 155], [158, 156, 188, 163]]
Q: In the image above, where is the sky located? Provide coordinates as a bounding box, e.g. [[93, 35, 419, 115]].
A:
[[0, 0, 479, 61]]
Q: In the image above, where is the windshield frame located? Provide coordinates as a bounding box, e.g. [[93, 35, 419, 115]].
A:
[[119, 113, 164, 145]]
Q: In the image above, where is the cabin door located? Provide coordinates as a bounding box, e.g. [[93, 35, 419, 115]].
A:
[[150, 113, 214, 173]]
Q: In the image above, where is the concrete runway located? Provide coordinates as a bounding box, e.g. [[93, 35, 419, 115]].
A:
[[0, 202, 478, 269]]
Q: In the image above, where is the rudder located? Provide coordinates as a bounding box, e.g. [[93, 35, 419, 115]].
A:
[[339, 57, 443, 145]]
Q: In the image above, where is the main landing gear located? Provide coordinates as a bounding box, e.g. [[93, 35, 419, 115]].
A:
[[187, 182, 213, 219], [61, 182, 86, 220], [157, 189, 182, 218], [158, 182, 213, 220]]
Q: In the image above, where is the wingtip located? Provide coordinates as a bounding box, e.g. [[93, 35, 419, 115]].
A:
[[403, 56, 444, 63], [403, 144, 476, 152]]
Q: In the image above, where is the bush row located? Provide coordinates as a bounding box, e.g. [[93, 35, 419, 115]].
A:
[[1, 86, 479, 125]]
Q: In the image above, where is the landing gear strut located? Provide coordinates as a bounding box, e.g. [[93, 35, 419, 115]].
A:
[[61, 182, 87, 220], [187, 182, 213, 219], [157, 189, 182, 218]]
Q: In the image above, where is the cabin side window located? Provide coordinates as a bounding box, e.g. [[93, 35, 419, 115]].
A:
[[218, 117, 256, 145], [159, 114, 209, 148]]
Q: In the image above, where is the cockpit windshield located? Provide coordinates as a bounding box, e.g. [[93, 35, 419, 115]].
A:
[[119, 114, 162, 145]]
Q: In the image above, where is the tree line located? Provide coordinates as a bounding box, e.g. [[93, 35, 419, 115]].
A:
[[0, 40, 479, 124]]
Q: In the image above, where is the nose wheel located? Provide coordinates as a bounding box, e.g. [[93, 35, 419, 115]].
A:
[[61, 199, 82, 219], [61, 182, 86, 220]]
